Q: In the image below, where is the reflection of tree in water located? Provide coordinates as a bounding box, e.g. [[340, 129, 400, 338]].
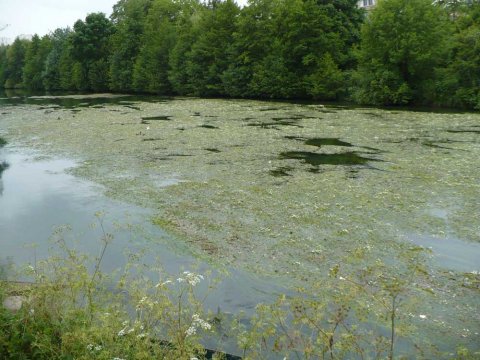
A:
[[0, 161, 8, 195], [0, 137, 7, 195]]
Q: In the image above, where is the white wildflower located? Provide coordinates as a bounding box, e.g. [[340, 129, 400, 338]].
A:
[[339, 276, 346, 281], [185, 325, 197, 337], [155, 280, 172, 288], [122, 320, 129, 326], [137, 333, 147, 339], [200, 321, 211, 330], [419, 314, 427, 319], [87, 344, 94, 351], [187, 313, 211, 334], [194, 315, 211, 330], [113, 358, 126, 360], [117, 328, 127, 336], [127, 328, 135, 334], [191, 358, 199, 360], [182, 271, 204, 286], [94, 345, 103, 351]]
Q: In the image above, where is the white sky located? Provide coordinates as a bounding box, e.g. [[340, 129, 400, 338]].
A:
[[0, 0, 249, 44]]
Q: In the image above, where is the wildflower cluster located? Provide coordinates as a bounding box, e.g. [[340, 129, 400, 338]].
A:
[[136, 295, 157, 309], [117, 320, 135, 337], [185, 314, 211, 337], [177, 271, 204, 286], [86, 344, 103, 352], [155, 279, 172, 288]]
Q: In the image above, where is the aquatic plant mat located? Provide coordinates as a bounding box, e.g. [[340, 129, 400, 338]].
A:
[[1, 94, 479, 356]]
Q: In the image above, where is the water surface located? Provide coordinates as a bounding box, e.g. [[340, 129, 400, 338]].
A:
[[0, 148, 289, 318]]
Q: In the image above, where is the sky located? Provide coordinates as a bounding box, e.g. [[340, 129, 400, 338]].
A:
[[0, 0, 249, 44]]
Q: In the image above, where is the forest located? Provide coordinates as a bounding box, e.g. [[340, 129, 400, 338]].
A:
[[0, 0, 479, 109]]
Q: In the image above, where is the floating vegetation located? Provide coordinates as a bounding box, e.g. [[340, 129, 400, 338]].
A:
[[0, 137, 6, 148], [1, 96, 479, 354], [199, 124, 219, 129]]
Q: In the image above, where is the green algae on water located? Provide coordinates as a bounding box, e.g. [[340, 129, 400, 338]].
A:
[[1, 96, 479, 354]]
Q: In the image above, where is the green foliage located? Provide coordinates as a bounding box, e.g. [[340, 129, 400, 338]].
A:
[[133, 0, 182, 94], [2, 225, 470, 359], [43, 28, 72, 91], [436, 2, 480, 109], [0, 223, 215, 359], [71, 13, 114, 91], [4, 38, 29, 89], [109, 0, 153, 92], [234, 246, 435, 359], [23, 35, 52, 91], [185, 0, 240, 97], [168, 0, 203, 95], [306, 53, 344, 100], [0, 45, 7, 88], [223, 0, 362, 99], [249, 42, 301, 98], [354, 0, 450, 105], [0, 0, 477, 109]]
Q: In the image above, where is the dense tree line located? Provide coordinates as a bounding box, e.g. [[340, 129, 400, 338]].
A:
[[0, 0, 478, 109]]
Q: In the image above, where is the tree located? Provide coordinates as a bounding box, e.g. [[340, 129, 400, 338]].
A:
[[185, 0, 240, 97], [354, 0, 450, 105], [223, 0, 362, 99], [43, 28, 72, 90], [221, 0, 278, 97], [109, 0, 153, 92], [71, 13, 114, 91], [0, 45, 8, 88], [23, 34, 52, 90], [168, 0, 203, 95], [133, 0, 182, 94], [436, 1, 480, 109], [4, 37, 28, 88]]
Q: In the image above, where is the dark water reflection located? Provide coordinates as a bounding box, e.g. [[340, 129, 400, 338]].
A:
[[0, 91, 168, 109], [280, 151, 380, 167], [305, 138, 353, 148]]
